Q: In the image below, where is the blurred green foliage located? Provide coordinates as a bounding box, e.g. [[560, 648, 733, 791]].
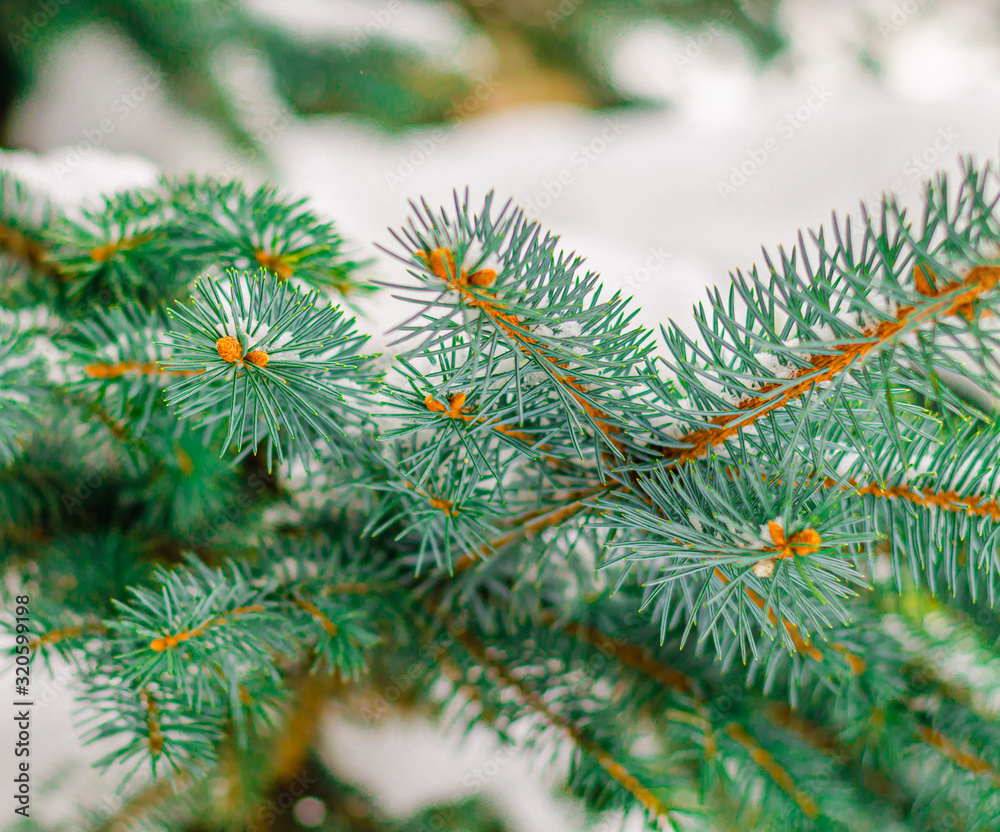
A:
[[0, 0, 785, 149]]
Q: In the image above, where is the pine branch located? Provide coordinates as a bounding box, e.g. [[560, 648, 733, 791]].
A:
[[445, 616, 680, 827], [377, 169, 1000, 660], [267, 673, 336, 787], [0, 169, 61, 281], [541, 607, 881, 823], [721, 722, 819, 819], [453, 484, 610, 572], [91, 768, 192, 832], [1, 172, 370, 310], [0, 220, 62, 279], [913, 724, 1000, 788], [445, 587, 912, 829], [660, 263, 999, 468], [847, 477, 1000, 521], [10, 150, 1000, 832], [164, 270, 379, 470]]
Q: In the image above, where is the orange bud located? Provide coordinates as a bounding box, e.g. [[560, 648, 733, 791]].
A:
[[419, 248, 458, 281], [245, 349, 269, 368], [429, 497, 454, 516], [425, 395, 447, 413], [90, 243, 118, 262], [217, 336, 243, 363], [468, 268, 497, 287], [964, 264, 1000, 291], [786, 528, 822, 557]]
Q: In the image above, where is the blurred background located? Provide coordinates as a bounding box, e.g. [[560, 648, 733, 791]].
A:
[[1, 0, 999, 829]]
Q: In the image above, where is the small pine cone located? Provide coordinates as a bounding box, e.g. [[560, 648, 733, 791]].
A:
[[217, 336, 243, 363], [418, 247, 458, 281], [467, 268, 497, 287], [245, 349, 269, 368], [752, 558, 776, 578]]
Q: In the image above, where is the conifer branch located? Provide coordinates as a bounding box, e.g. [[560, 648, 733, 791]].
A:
[[269, 673, 335, 784], [762, 701, 912, 819], [28, 622, 106, 653], [415, 246, 626, 449], [913, 724, 1000, 788], [544, 608, 890, 822], [91, 769, 192, 832], [722, 722, 819, 819], [711, 568, 825, 661], [835, 477, 1000, 521], [294, 596, 340, 636], [449, 622, 678, 825], [84, 361, 203, 380], [146, 603, 267, 653], [765, 702, 844, 757], [55, 388, 142, 448], [0, 221, 61, 277], [88, 233, 155, 264], [453, 485, 609, 571], [163, 270, 379, 470], [540, 611, 695, 694], [663, 263, 1000, 468], [7, 153, 1000, 831]]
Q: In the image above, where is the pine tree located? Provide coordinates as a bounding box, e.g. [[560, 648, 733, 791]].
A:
[[3, 156, 1000, 831]]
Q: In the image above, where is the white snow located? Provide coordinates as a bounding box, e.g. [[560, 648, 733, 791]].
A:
[[755, 351, 798, 380], [0, 146, 160, 213]]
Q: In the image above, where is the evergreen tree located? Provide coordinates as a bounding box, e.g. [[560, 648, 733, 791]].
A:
[[3, 156, 1000, 831]]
